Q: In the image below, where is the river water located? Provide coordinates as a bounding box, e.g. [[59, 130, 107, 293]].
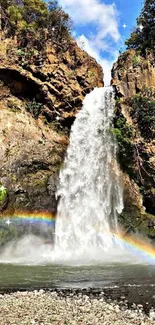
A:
[[0, 262, 155, 312]]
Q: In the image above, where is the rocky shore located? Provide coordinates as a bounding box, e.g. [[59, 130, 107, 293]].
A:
[[0, 290, 155, 325]]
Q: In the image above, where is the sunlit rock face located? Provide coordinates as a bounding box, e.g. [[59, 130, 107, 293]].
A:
[[0, 101, 68, 215], [0, 37, 103, 219], [112, 50, 155, 98], [112, 50, 155, 238]]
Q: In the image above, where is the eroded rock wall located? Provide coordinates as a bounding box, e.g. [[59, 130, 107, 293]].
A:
[[112, 50, 155, 238]]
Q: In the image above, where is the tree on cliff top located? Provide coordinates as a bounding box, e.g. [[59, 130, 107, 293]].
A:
[[48, 1, 72, 43], [125, 0, 155, 55], [0, 0, 72, 47]]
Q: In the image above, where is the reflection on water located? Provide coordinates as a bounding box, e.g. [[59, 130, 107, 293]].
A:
[[0, 262, 155, 291]]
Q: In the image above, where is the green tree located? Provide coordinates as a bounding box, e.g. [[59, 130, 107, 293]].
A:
[[17, 0, 48, 47], [22, 0, 48, 29], [47, 1, 72, 43], [125, 0, 155, 55], [0, 0, 72, 50]]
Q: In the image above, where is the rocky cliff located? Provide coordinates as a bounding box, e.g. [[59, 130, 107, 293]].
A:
[[112, 50, 155, 238], [0, 38, 104, 218]]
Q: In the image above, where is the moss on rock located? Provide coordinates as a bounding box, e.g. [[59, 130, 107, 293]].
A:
[[113, 101, 135, 179], [0, 185, 8, 211]]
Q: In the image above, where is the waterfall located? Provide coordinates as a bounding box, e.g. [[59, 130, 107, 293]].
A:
[[54, 86, 124, 260]]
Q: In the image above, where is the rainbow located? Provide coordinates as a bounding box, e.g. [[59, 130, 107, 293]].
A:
[[115, 231, 155, 264], [1, 212, 155, 264], [0, 211, 56, 226]]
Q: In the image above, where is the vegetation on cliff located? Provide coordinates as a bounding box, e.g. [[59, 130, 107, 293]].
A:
[[0, 0, 72, 49], [113, 91, 155, 237], [113, 103, 134, 178], [129, 90, 155, 141], [125, 0, 155, 56], [112, 0, 155, 237]]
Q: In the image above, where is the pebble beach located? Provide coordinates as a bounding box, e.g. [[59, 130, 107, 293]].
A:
[[0, 290, 155, 325]]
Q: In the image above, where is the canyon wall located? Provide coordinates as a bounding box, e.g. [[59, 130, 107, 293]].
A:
[[112, 50, 155, 238]]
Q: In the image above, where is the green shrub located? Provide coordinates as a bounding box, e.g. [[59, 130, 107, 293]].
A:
[[113, 105, 135, 178], [129, 94, 155, 140], [0, 186, 7, 202], [26, 100, 42, 119], [132, 55, 141, 67], [89, 71, 95, 77]]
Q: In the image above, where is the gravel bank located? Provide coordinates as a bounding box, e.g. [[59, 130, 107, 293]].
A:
[[0, 290, 155, 325]]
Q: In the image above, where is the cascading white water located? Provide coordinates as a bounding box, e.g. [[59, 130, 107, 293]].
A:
[[0, 87, 149, 265], [54, 86, 124, 260]]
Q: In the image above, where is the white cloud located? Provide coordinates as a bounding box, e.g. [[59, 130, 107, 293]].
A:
[[60, 0, 120, 41], [59, 0, 121, 85]]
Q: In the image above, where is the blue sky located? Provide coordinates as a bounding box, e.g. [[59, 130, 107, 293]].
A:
[[58, 0, 143, 84]]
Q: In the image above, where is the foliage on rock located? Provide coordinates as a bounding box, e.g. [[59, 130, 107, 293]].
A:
[[26, 100, 43, 119], [113, 102, 134, 178], [112, 0, 155, 235], [0, 185, 7, 203], [113, 91, 155, 217], [0, 184, 8, 211], [128, 90, 155, 141]]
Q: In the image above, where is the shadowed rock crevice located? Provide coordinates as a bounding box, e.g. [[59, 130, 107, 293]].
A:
[[0, 68, 44, 101]]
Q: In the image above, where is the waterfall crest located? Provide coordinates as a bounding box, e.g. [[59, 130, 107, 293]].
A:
[[54, 86, 124, 259]]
